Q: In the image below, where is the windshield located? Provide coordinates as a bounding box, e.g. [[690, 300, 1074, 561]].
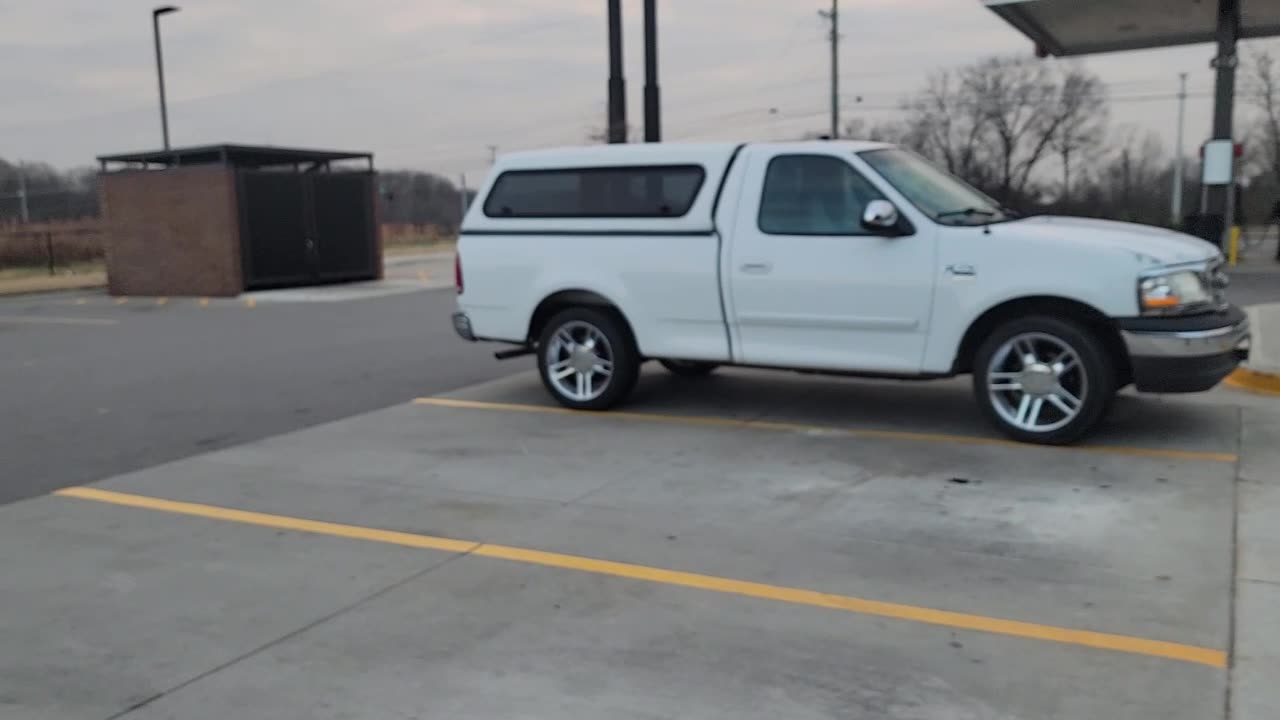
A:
[[859, 148, 1011, 226]]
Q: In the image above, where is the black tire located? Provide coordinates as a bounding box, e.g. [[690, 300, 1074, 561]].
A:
[[659, 359, 720, 377], [972, 315, 1116, 445], [537, 307, 640, 411]]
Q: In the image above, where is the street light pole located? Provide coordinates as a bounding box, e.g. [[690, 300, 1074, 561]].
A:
[[152, 5, 180, 151]]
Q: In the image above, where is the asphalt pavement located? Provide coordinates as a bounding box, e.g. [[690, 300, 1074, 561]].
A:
[[0, 286, 515, 506]]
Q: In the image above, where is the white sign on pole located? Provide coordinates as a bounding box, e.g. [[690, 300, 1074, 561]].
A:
[[1202, 139, 1235, 185]]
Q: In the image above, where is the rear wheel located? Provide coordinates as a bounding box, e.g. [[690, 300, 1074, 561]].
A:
[[659, 359, 719, 377], [537, 308, 639, 411], [973, 316, 1116, 445]]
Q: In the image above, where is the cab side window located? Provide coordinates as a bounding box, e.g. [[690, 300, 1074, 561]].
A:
[[758, 154, 886, 235]]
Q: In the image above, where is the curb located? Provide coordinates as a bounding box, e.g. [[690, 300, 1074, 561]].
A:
[[1226, 367, 1280, 396]]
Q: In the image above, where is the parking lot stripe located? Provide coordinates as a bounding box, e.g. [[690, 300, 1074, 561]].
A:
[[0, 315, 119, 327], [55, 486, 479, 554], [55, 485, 1227, 668], [412, 397, 1239, 464]]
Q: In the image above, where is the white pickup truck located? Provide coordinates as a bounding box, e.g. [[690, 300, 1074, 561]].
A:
[[452, 141, 1250, 444]]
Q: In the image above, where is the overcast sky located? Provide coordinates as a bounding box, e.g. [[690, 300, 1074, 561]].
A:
[[1, 0, 1274, 181]]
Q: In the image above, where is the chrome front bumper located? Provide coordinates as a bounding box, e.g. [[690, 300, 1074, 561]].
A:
[[1121, 319, 1251, 358], [1119, 310, 1251, 393]]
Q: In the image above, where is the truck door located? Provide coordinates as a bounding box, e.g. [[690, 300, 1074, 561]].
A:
[[725, 148, 938, 373]]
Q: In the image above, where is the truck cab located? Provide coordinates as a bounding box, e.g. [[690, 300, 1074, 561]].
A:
[[453, 141, 1250, 444]]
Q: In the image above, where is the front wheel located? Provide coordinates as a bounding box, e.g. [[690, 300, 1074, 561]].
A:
[[973, 316, 1116, 445], [537, 307, 639, 411]]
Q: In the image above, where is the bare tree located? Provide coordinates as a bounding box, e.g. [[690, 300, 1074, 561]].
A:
[[900, 71, 989, 185], [962, 57, 1068, 199], [1098, 127, 1169, 223], [1245, 49, 1280, 188], [1048, 68, 1108, 203]]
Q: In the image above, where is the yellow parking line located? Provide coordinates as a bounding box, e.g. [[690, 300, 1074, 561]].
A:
[[412, 397, 1239, 464], [54, 485, 1226, 668], [156, 297, 168, 306], [199, 297, 210, 307], [56, 487, 477, 554], [113, 298, 129, 305], [244, 298, 257, 309]]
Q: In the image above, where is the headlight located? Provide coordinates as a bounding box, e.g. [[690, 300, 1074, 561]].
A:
[[1138, 270, 1213, 315]]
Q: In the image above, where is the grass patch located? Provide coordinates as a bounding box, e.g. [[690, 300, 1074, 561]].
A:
[[0, 260, 105, 281]]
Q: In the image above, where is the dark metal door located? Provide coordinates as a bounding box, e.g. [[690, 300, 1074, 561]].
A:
[[312, 173, 377, 282], [239, 171, 377, 290], [240, 172, 311, 289]]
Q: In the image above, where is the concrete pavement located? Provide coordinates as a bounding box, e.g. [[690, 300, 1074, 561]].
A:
[[2, 367, 1276, 719]]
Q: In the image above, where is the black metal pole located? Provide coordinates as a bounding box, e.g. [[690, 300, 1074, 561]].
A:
[[643, 0, 660, 142], [609, 0, 629, 143], [152, 8, 175, 151], [1203, 0, 1239, 231], [606, 0, 627, 143], [829, 0, 839, 139]]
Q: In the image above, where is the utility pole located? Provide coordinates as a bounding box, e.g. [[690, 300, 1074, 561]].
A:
[[818, 1, 840, 138], [17, 161, 30, 224], [486, 145, 498, 164], [459, 174, 469, 218], [643, 0, 661, 142], [606, 0, 627, 144], [1172, 73, 1188, 225]]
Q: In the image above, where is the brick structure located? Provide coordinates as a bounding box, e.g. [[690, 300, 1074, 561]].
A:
[[101, 166, 242, 297], [98, 144, 378, 297]]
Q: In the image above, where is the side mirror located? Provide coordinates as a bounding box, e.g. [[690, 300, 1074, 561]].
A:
[[862, 200, 901, 233]]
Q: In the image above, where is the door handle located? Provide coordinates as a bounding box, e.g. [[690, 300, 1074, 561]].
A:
[[740, 262, 772, 274], [946, 264, 975, 276]]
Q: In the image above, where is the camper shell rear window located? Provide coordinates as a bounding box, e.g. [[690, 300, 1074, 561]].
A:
[[482, 165, 706, 219]]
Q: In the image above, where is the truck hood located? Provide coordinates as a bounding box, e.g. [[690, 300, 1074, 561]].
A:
[[1000, 215, 1220, 268]]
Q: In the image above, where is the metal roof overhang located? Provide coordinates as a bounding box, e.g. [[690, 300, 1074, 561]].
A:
[[984, 0, 1280, 56], [98, 144, 374, 170]]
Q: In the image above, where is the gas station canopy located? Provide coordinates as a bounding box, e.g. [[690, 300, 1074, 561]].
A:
[[985, 0, 1280, 56]]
